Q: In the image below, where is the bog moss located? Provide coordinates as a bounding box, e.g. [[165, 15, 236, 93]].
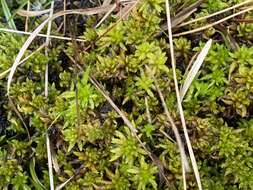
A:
[[0, 0, 253, 189]]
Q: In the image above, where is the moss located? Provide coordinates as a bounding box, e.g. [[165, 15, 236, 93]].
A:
[[0, 0, 253, 189]]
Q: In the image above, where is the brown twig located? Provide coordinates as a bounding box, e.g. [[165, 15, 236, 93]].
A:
[[174, 5, 253, 37], [63, 0, 67, 34]]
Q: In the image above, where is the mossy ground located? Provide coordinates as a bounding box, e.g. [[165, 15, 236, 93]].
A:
[[0, 0, 253, 189]]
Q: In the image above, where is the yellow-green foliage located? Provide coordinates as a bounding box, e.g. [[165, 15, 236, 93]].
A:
[[0, 0, 253, 189]]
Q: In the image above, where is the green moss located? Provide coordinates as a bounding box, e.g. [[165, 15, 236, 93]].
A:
[[223, 46, 253, 116], [1, 0, 253, 189], [237, 12, 253, 40]]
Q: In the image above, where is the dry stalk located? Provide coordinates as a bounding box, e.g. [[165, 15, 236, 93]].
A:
[[0, 43, 46, 79], [0, 28, 86, 42], [63, 0, 66, 34], [165, 0, 202, 189], [25, 1, 30, 31], [144, 97, 152, 124], [45, 2, 55, 190], [177, 0, 253, 28], [174, 5, 253, 37], [154, 80, 188, 190], [17, 9, 50, 17]]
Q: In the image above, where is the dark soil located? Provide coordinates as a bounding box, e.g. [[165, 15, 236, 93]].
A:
[[0, 88, 9, 136]]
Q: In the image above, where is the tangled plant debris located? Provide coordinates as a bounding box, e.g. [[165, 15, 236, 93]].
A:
[[0, 0, 253, 189]]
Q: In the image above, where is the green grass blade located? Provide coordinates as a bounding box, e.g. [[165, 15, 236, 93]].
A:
[[29, 158, 46, 190], [1, 0, 17, 29], [11, 0, 28, 20]]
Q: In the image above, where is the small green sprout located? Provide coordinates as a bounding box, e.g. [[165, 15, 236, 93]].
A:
[[128, 156, 158, 190], [110, 127, 146, 164]]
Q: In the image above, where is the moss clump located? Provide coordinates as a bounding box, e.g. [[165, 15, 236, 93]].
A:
[[0, 0, 253, 189]]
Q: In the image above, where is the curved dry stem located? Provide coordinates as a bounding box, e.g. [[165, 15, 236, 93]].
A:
[[17, 9, 50, 17], [9, 97, 31, 140], [0, 44, 46, 79]]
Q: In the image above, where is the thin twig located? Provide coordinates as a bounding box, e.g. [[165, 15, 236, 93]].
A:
[[145, 97, 152, 124], [0, 43, 46, 79], [184, 52, 198, 76], [175, 0, 204, 19], [46, 113, 62, 133], [95, 3, 116, 28], [56, 164, 85, 190], [145, 66, 190, 174], [160, 128, 174, 142], [63, 0, 66, 34], [165, 0, 202, 189], [174, 5, 253, 37], [25, 1, 30, 32], [56, 176, 74, 190], [0, 28, 85, 42], [234, 18, 253, 23], [9, 98, 31, 140], [177, 0, 253, 28], [18, 8, 50, 17], [154, 80, 189, 190], [90, 77, 138, 134], [160, 0, 204, 32], [45, 1, 54, 97], [160, 128, 186, 190], [154, 79, 189, 170], [89, 0, 138, 48]]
